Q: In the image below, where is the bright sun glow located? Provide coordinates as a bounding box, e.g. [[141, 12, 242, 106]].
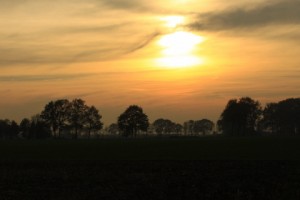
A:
[[161, 16, 185, 28], [156, 31, 205, 68]]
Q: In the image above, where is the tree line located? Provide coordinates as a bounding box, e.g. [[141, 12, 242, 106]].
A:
[[0, 97, 299, 139], [218, 97, 300, 136]]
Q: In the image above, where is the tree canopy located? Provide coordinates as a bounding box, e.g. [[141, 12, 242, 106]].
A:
[[183, 119, 214, 135], [0, 119, 19, 139], [40, 99, 70, 138], [193, 119, 214, 135], [218, 97, 262, 136], [260, 98, 300, 135], [153, 118, 182, 135], [40, 99, 103, 138], [117, 105, 149, 137]]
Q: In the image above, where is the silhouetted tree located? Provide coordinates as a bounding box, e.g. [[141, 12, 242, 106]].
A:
[[183, 120, 195, 135], [19, 116, 51, 139], [40, 99, 70, 138], [153, 118, 182, 135], [183, 119, 214, 136], [40, 98, 103, 139], [68, 99, 88, 139], [20, 118, 31, 138], [259, 103, 279, 134], [219, 97, 262, 135], [0, 119, 19, 139], [153, 119, 171, 135], [9, 120, 19, 139], [183, 122, 188, 135], [29, 115, 52, 139], [153, 119, 165, 135], [216, 119, 224, 134], [261, 98, 300, 135], [0, 120, 9, 138], [85, 106, 103, 138], [193, 119, 214, 135], [278, 98, 300, 135], [107, 123, 119, 135], [174, 123, 183, 135], [118, 105, 149, 137]]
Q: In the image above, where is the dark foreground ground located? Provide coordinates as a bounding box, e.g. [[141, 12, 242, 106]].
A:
[[1, 161, 300, 200], [1, 136, 300, 199]]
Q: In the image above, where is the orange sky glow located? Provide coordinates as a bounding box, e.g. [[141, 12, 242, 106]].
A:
[[1, 0, 300, 125]]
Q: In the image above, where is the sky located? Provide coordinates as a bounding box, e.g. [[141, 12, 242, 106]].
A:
[[1, 0, 300, 126]]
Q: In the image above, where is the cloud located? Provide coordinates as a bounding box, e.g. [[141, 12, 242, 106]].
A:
[[93, 0, 155, 12], [0, 28, 159, 66], [189, 0, 300, 31], [0, 74, 94, 82], [0, 0, 155, 13], [125, 31, 161, 54], [0, 4, 159, 67], [0, 0, 169, 67], [0, 0, 29, 9]]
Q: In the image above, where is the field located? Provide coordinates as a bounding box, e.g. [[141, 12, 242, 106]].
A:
[[2, 135, 300, 161], [1, 136, 300, 199]]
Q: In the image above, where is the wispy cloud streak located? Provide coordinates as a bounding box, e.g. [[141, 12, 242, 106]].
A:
[[0, 74, 94, 82], [96, 0, 152, 11]]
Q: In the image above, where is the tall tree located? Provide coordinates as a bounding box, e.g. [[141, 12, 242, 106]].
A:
[[20, 116, 51, 139], [261, 98, 300, 135], [193, 119, 214, 135], [183, 120, 195, 135], [40, 99, 70, 138], [153, 118, 182, 135], [117, 105, 149, 137], [259, 103, 279, 134], [29, 114, 52, 139], [153, 118, 172, 135], [9, 120, 19, 139], [68, 99, 88, 139], [153, 119, 166, 135], [0, 119, 19, 139], [174, 123, 183, 135], [85, 106, 103, 138], [20, 118, 31, 139], [0, 119, 9, 138], [219, 97, 262, 135], [107, 123, 119, 135], [277, 98, 300, 135]]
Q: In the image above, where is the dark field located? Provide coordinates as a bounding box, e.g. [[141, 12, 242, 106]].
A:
[[2, 136, 300, 161], [1, 136, 300, 199]]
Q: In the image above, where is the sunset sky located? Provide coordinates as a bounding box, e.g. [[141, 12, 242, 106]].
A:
[[1, 0, 300, 125]]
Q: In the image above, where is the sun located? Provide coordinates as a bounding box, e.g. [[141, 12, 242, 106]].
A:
[[160, 16, 185, 28], [156, 31, 205, 69]]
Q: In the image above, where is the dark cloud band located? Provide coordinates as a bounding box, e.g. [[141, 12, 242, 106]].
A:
[[189, 0, 300, 31]]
